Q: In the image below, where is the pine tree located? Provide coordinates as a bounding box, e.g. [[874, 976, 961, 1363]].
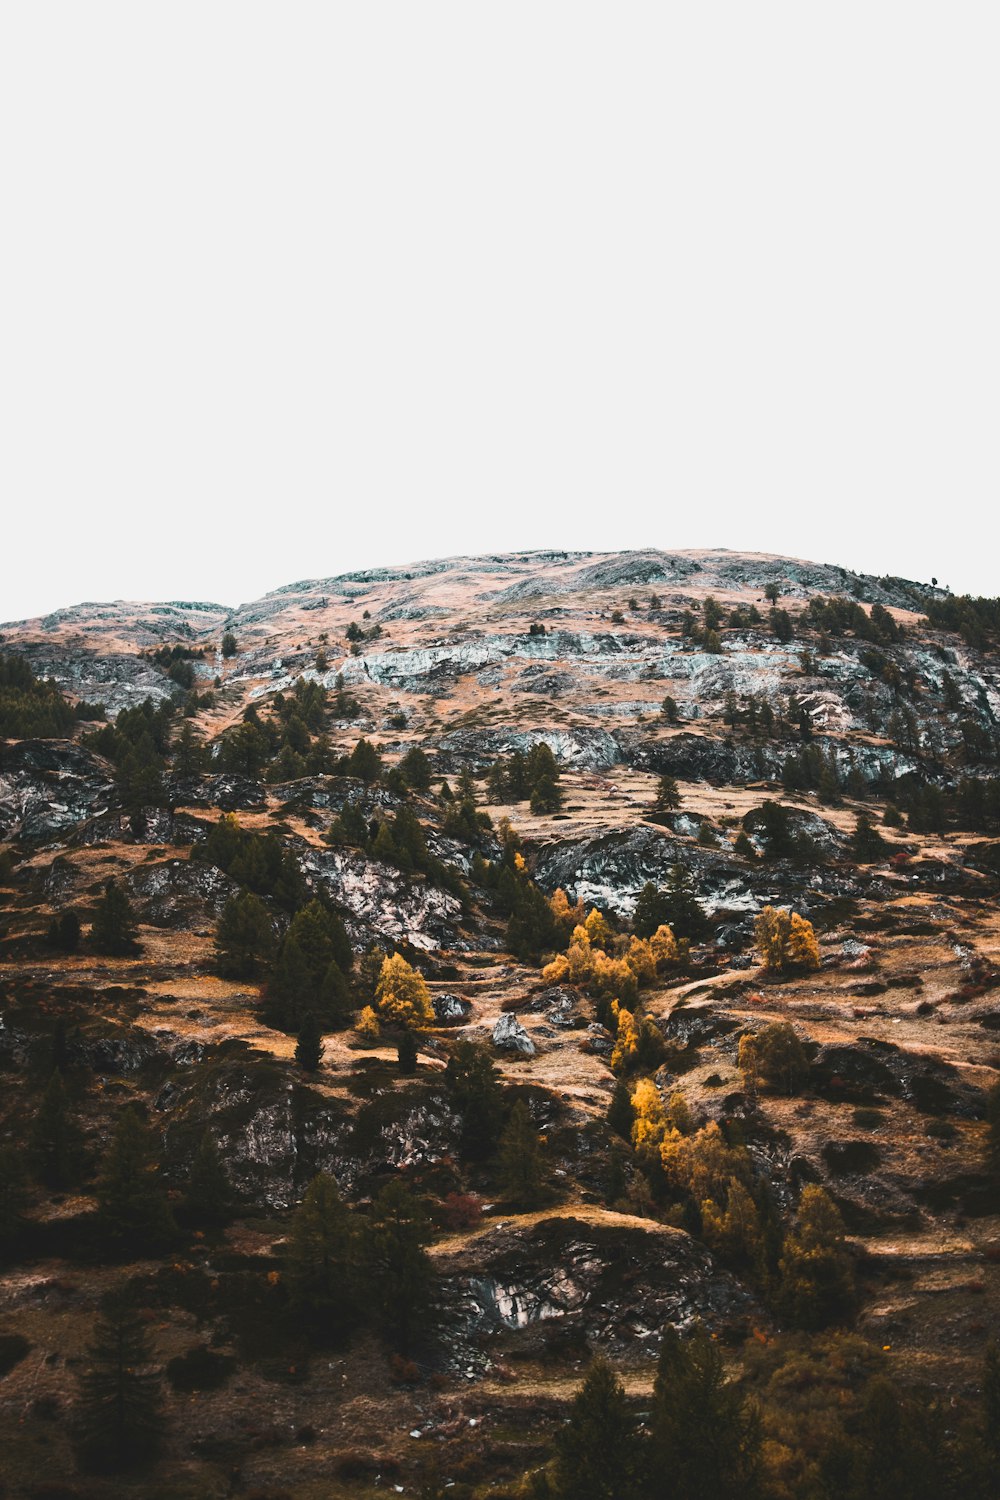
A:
[[221, 630, 237, 657], [444, 1040, 505, 1160], [398, 746, 432, 791], [607, 1079, 633, 1141], [90, 879, 138, 956], [30, 1069, 77, 1189], [660, 864, 709, 942], [295, 1012, 323, 1071], [738, 1022, 809, 1095], [76, 1298, 164, 1470], [214, 891, 276, 978], [397, 1029, 419, 1074], [47, 910, 81, 952], [552, 1358, 640, 1500], [0, 1146, 29, 1257], [96, 1107, 176, 1252], [652, 776, 681, 818], [286, 1172, 356, 1338], [365, 1180, 434, 1351], [183, 1131, 235, 1228], [498, 1100, 548, 1207], [645, 1324, 762, 1499]]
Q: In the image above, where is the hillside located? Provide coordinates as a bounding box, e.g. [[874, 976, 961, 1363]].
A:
[[0, 547, 998, 1498]]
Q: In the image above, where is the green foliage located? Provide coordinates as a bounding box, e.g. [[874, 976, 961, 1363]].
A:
[[0, 653, 76, 737], [653, 864, 709, 943], [183, 1131, 236, 1228], [295, 1012, 324, 1071], [444, 1040, 505, 1160], [47, 909, 81, 952], [398, 745, 433, 791], [265, 900, 353, 1032], [652, 775, 681, 818], [286, 1172, 357, 1338], [0, 1146, 30, 1257], [646, 1325, 762, 1499], [364, 1180, 434, 1351], [498, 1099, 549, 1207], [396, 1029, 419, 1074], [96, 1107, 177, 1253], [197, 812, 307, 910], [90, 878, 138, 955], [76, 1299, 164, 1470], [29, 1070, 78, 1189], [214, 891, 276, 978], [552, 1358, 640, 1500], [221, 629, 237, 657]]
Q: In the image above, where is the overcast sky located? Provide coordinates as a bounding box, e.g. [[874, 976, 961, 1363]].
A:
[[1, 4, 997, 622]]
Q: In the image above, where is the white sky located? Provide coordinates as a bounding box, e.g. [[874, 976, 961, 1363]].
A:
[[1, 3, 998, 622]]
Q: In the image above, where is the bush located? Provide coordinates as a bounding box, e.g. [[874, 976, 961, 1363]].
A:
[[166, 1344, 235, 1392]]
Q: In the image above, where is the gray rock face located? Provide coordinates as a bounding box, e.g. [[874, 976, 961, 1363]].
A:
[[300, 846, 464, 952], [440, 1214, 756, 1364], [440, 725, 621, 773], [492, 1012, 536, 1055], [433, 992, 473, 1025], [126, 858, 244, 926], [0, 739, 114, 841]]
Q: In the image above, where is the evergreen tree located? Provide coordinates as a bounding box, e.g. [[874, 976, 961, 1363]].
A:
[[295, 1012, 324, 1071], [498, 1100, 549, 1207], [76, 1298, 164, 1470], [90, 879, 138, 956], [397, 1029, 419, 1074], [214, 891, 276, 979], [0, 1146, 29, 1257], [47, 909, 81, 953], [221, 630, 237, 657], [286, 1172, 356, 1337], [173, 721, 206, 777], [365, 1180, 434, 1351], [183, 1131, 235, 1229], [96, 1107, 177, 1253], [849, 813, 888, 862], [29, 1069, 77, 1189], [645, 1324, 761, 1500], [552, 1358, 640, 1500], [659, 864, 709, 943], [738, 1022, 809, 1096], [652, 775, 681, 818], [607, 1078, 633, 1141], [444, 1040, 505, 1160], [398, 745, 433, 792]]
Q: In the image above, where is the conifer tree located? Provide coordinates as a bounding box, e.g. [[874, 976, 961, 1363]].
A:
[[183, 1131, 235, 1229], [645, 1324, 762, 1499], [0, 1146, 29, 1257], [607, 1078, 633, 1141], [444, 1040, 505, 1160], [214, 891, 276, 978], [397, 1029, 419, 1074], [552, 1358, 640, 1500], [286, 1172, 356, 1337], [30, 1069, 77, 1189], [365, 1180, 434, 1351], [96, 1107, 176, 1252], [498, 1100, 548, 1207], [76, 1298, 164, 1470], [90, 879, 138, 956], [295, 1012, 323, 1071]]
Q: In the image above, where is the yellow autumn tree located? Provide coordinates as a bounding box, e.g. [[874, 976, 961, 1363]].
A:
[[610, 1001, 640, 1075], [584, 908, 614, 949], [549, 887, 584, 941], [374, 953, 434, 1029], [701, 1178, 765, 1272], [650, 923, 679, 969], [630, 1076, 666, 1158], [355, 1004, 381, 1042], [754, 905, 820, 973]]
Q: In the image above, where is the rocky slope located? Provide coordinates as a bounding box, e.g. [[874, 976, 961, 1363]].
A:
[[0, 547, 998, 1498]]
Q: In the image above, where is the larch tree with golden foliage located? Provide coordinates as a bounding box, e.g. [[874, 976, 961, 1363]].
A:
[[374, 953, 434, 1028], [754, 905, 820, 973]]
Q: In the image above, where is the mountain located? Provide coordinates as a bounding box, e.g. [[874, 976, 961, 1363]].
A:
[[0, 548, 998, 1497]]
